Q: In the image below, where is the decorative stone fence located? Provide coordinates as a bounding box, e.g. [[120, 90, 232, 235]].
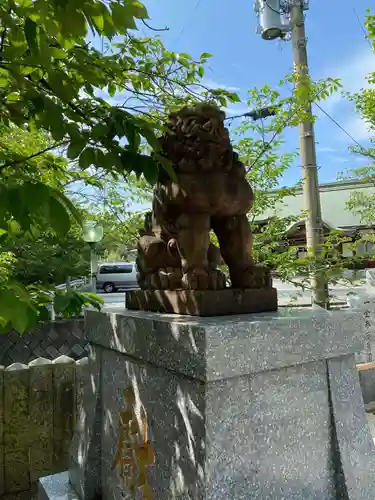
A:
[[0, 319, 86, 367], [0, 355, 88, 497]]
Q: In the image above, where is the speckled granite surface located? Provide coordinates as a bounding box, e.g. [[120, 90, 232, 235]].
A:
[[84, 307, 365, 380], [98, 350, 338, 500], [38, 472, 79, 499], [39, 308, 375, 499]]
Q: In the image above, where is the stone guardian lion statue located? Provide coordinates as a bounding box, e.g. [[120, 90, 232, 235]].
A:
[[135, 103, 271, 292]]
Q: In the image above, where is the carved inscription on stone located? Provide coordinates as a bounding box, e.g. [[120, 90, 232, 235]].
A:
[[112, 388, 155, 499]]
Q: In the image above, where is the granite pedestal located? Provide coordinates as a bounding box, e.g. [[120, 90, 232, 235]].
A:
[[39, 307, 375, 499]]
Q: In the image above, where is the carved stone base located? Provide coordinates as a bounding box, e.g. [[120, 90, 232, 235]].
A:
[[126, 287, 278, 316]]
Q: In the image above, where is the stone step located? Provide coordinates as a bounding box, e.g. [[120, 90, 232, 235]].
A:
[[38, 472, 79, 500]]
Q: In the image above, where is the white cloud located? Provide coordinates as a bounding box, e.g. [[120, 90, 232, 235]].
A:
[[317, 146, 336, 153], [343, 115, 373, 142], [318, 48, 374, 144], [330, 156, 349, 164], [223, 104, 250, 118], [202, 78, 240, 93], [322, 48, 374, 113], [354, 155, 370, 163]]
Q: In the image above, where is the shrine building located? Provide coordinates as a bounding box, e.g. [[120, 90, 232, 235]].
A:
[[253, 179, 375, 263]]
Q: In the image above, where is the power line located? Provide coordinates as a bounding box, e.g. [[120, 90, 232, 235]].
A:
[[264, 1, 306, 18], [247, 100, 297, 170], [313, 101, 369, 151], [284, 79, 369, 151], [227, 98, 372, 166], [225, 78, 371, 167], [173, 0, 203, 45], [265, 0, 282, 15], [353, 7, 372, 50]]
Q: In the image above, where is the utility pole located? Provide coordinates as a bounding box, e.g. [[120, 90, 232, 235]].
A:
[[290, 1, 327, 308], [253, 0, 329, 308]]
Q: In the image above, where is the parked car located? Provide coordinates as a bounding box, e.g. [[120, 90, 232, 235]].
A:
[[96, 262, 138, 293]]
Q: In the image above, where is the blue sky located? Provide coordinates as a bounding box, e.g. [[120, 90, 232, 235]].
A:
[[134, 0, 374, 187]]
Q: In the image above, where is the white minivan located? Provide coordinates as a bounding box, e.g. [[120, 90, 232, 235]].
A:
[[96, 262, 138, 293]]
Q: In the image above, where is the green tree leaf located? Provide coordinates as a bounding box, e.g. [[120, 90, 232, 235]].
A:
[[110, 2, 137, 30], [6, 93, 19, 102], [140, 125, 161, 152], [79, 147, 97, 169], [141, 157, 159, 185], [129, 0, 149, 19], [79, 292, 104, 310], [154, 153, 176, 181], [108, 81, 116, 97], [50, 188, 83, 226], [53, 292, 72, 315], [24, 18, 38, 53], [53, 290, 102, 317], [48, 195, 71, 236], [67, 140, 87, 160], [22, 182, 51, 214], [0, 289, 30, 334], [1, 0, 318, 334]]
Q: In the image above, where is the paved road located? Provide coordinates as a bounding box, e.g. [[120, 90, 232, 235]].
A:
[[97, 278, 371, 309], [98, 291, 127, 308], [273, 278, 368, 306]]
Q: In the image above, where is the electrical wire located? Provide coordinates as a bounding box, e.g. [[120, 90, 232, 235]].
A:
[[264, 0, 282, 15], [226, 89, 373, 170], [229, 2, 372, 164], [353, 7, 372, 50], [173, 0, 203, 44], [247, 101, 296, 170], [266, 0, 303, 15], [313, 102, 369, 151], [284, 80, 370, 152], [225, 111, 255, 122]]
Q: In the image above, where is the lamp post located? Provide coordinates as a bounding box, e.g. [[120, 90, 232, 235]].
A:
[[82, 223, 104, 293]]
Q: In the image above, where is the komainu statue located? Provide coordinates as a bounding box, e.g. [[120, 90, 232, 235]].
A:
[[127, 103, 277, 316]]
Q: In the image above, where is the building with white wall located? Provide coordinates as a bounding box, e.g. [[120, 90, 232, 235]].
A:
[[254, 180, 375, 259]]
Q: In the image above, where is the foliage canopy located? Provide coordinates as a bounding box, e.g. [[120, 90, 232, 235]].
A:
[[0, 0, 241, 333], [1, 0, 365, 330]]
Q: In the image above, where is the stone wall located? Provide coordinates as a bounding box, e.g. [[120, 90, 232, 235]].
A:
[[0, 319, 87, 367], [0, 356, 88, 497]]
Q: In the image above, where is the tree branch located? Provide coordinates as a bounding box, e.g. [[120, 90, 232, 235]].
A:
[[0, 141, 69, 172], [0, 27, 7, 62], [141, 20, 169, 32], [0, 8, 11, 64]]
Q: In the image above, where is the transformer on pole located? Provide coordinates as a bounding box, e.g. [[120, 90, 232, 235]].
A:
[[253, 0, 328, 308], [253, 0, 309, 40]]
